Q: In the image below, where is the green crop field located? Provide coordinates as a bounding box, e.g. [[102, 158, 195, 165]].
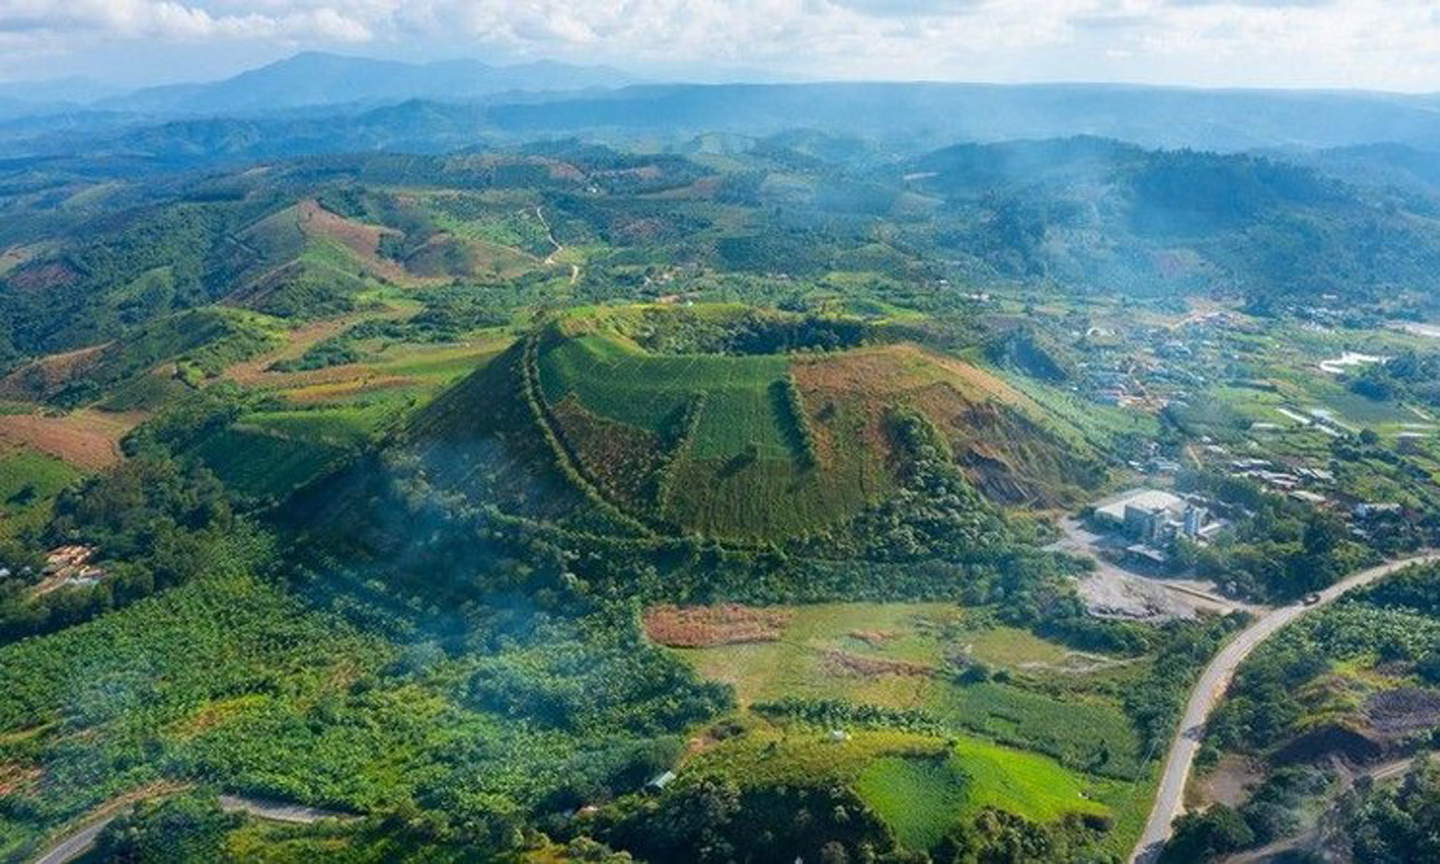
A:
[[534, 332, 889, 539], [242, 402, 401, 447], [926, 680, 1145, 778], [538, 334, 790, 450], [690, 726, 1116, 853], [188, 427, 348, 500], [855, 755, 968, 849]]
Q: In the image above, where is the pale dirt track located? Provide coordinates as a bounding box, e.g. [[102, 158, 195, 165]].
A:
[[1131, 552, 1440, 863], [30, 792, 350, 864]]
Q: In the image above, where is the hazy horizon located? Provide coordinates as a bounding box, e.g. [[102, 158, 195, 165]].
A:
[[4, 1, 1440, 94]]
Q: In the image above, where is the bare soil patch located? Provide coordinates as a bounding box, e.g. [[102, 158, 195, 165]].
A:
[[283, 374, 413, 404], [0, 409, 145, 470], [0, 761, 40, 796], [1366, 687, 1440, 736], [0, 343, 110, 400], [643, 604, 793, 648], [849, 629, 899, 647], [821, 649, 932, 678], [1197, 753, 1263, 809], [6, 260, 78, 292]]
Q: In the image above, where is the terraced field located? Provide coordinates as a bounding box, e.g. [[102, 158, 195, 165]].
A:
[[536, 332, 885, 539], [530, 325, 1105, 539], [188, 428, 349, 500]]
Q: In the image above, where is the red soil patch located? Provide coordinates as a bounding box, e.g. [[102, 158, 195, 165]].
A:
[[0, 409, 145, 470], [282, 374, 414, 405], [0, 343, 110, 400], [849, 630, 899, 648], [297, 199, 411, 284], [793, 344, 1093, 508], [0, 246, 35, 276], [822, 649, 932, 678], [0, 762, 40, 797], [643, 604, 794, 648], [6, 260, 78, 292]]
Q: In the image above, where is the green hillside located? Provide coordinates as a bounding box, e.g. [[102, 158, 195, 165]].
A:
[[408, 306, 1104, 542], [0, 307, 284, 408]]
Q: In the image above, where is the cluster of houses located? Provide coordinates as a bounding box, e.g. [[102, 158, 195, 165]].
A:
[[1071, 316, 1249, 411], [1198, 446, 1406, 532], [28, 545, 106, 597]]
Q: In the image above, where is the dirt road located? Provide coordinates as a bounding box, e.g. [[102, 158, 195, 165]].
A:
[[217, 794, 353, 824], [31, 792, 349, 863], [535, 206, 580, 285], [1131, 552, 1440, 863]]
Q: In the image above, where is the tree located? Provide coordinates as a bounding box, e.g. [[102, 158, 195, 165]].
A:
[[1160, 805, 1255, 863]]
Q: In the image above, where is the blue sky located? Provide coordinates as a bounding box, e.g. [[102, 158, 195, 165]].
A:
[[3, 0, 1440, 91]]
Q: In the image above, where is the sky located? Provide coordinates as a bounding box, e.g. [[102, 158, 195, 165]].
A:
[[3, 0, 1440, 92]]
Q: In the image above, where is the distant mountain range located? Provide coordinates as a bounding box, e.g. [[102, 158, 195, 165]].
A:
[[10, 54, 1440, 159], [483, 82, 1440, 153], [89, 52, 637, 115]]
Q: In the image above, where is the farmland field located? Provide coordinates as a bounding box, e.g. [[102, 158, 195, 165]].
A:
[[0, 408, 145, 470], [188, 428, 349, 500], [667, 602, 1146, 774], [687, 725, 1123, 855], [535, 331, 887, 539]]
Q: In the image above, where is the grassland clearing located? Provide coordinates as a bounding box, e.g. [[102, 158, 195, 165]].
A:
[[0, 446, 80, 538], [296, 199, 410, 284], [855, 755, 969, 849], [687, 725, 1118, 853], [669, 601, 1146, 781], [235, 334, 511, 412]]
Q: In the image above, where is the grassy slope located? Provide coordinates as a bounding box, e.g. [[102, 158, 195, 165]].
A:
[[666, 600, 1149, 853], [537, 333, 889, 539], [0, 447, 81, 539], [690, 727, 1115, 854]]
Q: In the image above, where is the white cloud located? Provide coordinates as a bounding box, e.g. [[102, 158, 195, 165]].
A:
[[2, 0, 1440, 90], [0, 0, 369, 42]]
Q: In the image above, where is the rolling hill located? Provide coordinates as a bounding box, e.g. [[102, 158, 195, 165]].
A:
[[407, 306, 1106, 543]]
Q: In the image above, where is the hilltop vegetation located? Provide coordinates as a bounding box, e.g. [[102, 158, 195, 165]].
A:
[[401, 305, 1106, 542]]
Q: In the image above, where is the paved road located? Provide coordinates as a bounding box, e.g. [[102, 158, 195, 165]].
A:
[[1131, 552, 1440, 864], [31, 816, 117, 864]]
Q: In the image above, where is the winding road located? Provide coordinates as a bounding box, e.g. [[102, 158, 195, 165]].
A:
[[1131, 552, 1440, 863], [30, 793, 351, 864]]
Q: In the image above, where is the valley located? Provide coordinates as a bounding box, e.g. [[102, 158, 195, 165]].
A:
[[3, 61, 1440, 864]]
